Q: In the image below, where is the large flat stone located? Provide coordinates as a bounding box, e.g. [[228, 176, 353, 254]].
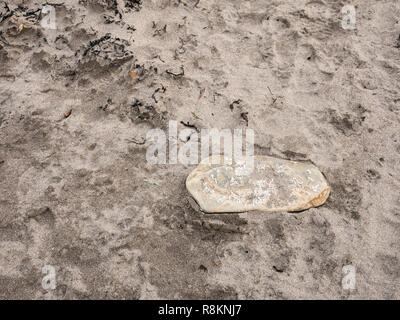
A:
[[186, 155, 330, 213]]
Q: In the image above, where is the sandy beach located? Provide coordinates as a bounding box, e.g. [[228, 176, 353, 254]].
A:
[[0, 0, 400, 299]]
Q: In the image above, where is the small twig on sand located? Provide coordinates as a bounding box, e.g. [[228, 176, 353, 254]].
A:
[[180, 120, 199, 132], [267, 86, 277, 104], [127, 137, 146, 145], [166, 66, 184, 78], [241, 112, 249, 126]]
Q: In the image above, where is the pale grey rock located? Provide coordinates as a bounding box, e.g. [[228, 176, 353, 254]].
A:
[[186, 155, 330, 213]]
